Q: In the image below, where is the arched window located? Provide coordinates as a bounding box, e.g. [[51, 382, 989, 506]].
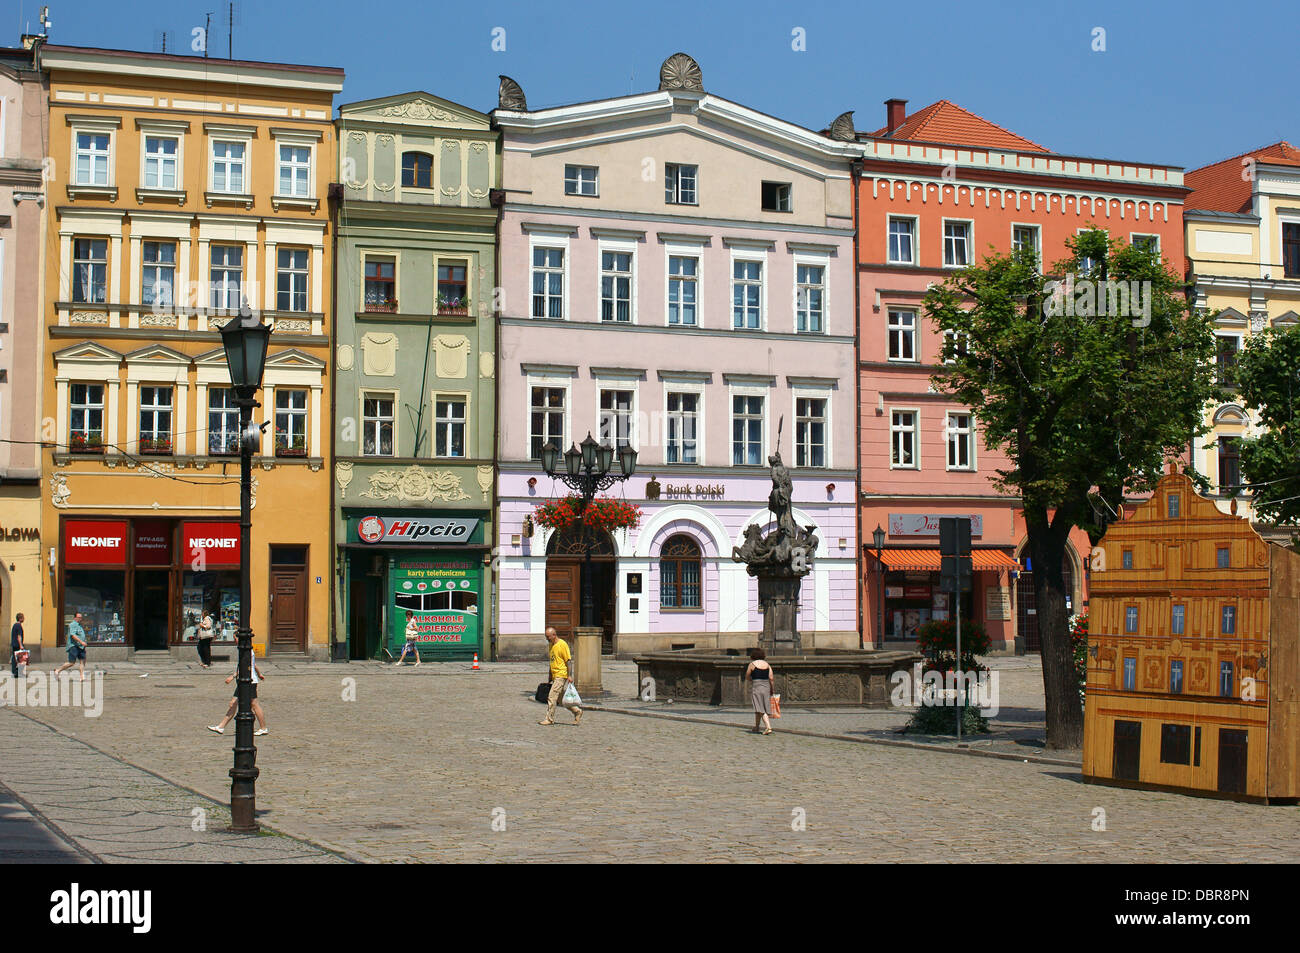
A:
[[401, 152, 433, 189], [660, 534, 702, 609]]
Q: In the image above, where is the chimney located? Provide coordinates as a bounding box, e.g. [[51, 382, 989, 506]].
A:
[[885, 98, 907, 134]]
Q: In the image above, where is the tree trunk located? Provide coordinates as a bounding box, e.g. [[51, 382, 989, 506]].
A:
[[1026, 521, 1084, 749]]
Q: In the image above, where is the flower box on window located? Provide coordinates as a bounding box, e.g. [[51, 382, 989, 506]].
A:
[[70, 431, 105, 454], [275, 433, 307, 457], [139, 437, 172, 455], [364, 297, 398, 314], [436, 293, 470, 316]]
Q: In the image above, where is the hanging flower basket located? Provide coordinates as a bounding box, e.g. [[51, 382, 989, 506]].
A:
[[533, 495, 642, 534]]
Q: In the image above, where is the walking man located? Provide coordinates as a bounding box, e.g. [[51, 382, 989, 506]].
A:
[[53, 612, 88, 681], [539, 626, 581, 726], [9, 612, 23, 678]]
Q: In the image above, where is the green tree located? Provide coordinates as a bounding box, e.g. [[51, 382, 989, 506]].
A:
[[1236, 324, 1300, 537], [924, 228, 1219, 748]]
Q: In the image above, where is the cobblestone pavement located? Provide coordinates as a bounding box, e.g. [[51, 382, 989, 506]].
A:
[[3, 659, 1296, 862]]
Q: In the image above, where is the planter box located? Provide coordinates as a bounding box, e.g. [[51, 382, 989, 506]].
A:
[[276, 448, 307, 458], [365, 303, 397, 313]]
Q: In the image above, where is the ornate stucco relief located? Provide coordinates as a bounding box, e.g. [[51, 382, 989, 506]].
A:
[[478, 352, 494, 379], [335, 461, 354, 498], [360, 465, 469, 503], [432, 334, 470, 379], [361, 332, 399, 376], [336, 344, 355, 371]]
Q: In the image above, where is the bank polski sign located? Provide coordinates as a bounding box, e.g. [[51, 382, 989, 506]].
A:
[[357, 516, 479, 545]]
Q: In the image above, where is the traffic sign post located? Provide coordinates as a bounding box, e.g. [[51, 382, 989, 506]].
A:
[[939, 517, 973, 742]]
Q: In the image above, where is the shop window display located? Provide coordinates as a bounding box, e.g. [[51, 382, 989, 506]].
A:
[[63, 570, 126, 643], [181, 570, 241, 642]]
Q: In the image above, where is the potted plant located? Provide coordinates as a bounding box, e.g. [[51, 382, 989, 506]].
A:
[[70, 430, 105, 454], [275, 432, 307, 457], [437, 292, 470, 316], [532, 495, 642, 534], [139, 436, 172, 455], [365, 295, 398, 313]]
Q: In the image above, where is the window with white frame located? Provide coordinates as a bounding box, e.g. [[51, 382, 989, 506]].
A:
[[796, 264, 825, 333], [888, 217, 915, 264], [666, 391, 698, 464], [943, 221, 970, 267], [208, 388, 240, 455], [277, 248, 309, 312], [70, 383, 104, 448], [210, 245, 243, 311], [668, 255, 698, 326], [732, 395, 764, 466], [888, 309, 916, 361], [733, 260, 762, 329], [795, 397, 827, 468], [564, 165, 598, 196], [532, 247, 564, 319], [74, 132, 110, 186], [435, 396, 467, 458], [1131, 233, 1160, 255], [942, 329, 970, 365], [275, 389, 308, 455], [761, 181, 791, 212], [143, 136, 178, 190], [211, 140, 246, 193], [600, 251, 632, 323], [530, 386, 565, 460], [362, 393, 394, 456], [665, 163, 697, 205], [277, 144, 311, 197], [141, 242, 175, 309], [1012, 225, 1039, 264], [73, 238, 107, 304], [138, 386, 173, 451], [946, 411, 974, 470], [599, 389, 633, 449], [891, 410, 918, 468]]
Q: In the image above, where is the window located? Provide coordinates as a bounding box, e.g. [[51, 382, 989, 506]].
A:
[[1221, 605, 1236, 635], [72, 239, 107, 304], [1218, 437, 1241, 494], [70, 383, 104, 450], [1169, 660, 1183, 694], [942, 329, 970, 365], [1282, 223, 1300, 278], [277, 248, 309, 312], [531, 247, 564, 319], [1167, 494, 1180, 518], [1122, 656, 1136, 691], [732, 395, 764, 466], [600, 251, 632, 322], [74, 132, 110, 186], [274, 389, 308, 456], [208, 388, 240, 455], [795, 397, 826, 468], [211, 141, 246, 193], [1171, 604, 1185, 635], [564, 165, 597, 196], [401, 152, 433, 189], [667, 256, 698, 326], [140, 242, 175, 309], [1131, 234, 1160, 255], [1122, 548, 1133, 569], [362, 394, 394, 456], [796, 264, 824, 333], [665, 163, 697, 205], [1159, 723, 1191, 764], [1124, 606, 1138, 634], [660, 535, 702, 609], [1216, 545, 1231, 569], [732, 261, 762, 329], [143, 136, 177, 190], [1012, 225, 1039, 264], [530, 387, 565, 460], [138, 386, 173, 452], [946, 412, 974, 470], [1220, 661, 1234, 698], [277, 144, 311, 197], [761, 182, 791, 212], [890, 410, 917, 468], [210, 245, 243, 312], [666, 392, 698, 464], [599, 389, 633, 449], [435, 397, 466, 458], [943, 221, 970, 267], [888, 309, 916, 361], [888, 217, 915, 264], [1216, 335, 1240, 386], [364, 257, 396, 312], [437, 260, 469, 313]]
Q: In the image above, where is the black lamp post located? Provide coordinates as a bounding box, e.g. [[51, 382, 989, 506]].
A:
[[540, 432, 636, 628], [219, 316, 271, 833], [873, 524, 886, 650]]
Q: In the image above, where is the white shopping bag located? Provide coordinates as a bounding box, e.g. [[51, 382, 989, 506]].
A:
[[562, 681, 582, 707]]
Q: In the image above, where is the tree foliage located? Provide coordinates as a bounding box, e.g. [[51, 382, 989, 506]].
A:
[[1236, 324, 1300, 532]]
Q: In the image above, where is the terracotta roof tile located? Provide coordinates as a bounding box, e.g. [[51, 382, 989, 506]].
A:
[[1185, 141, 1300, 213], [868, 100, 1050, 154]]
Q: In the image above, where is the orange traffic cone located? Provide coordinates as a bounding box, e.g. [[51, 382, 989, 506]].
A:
[[472, 653, 480, 670]]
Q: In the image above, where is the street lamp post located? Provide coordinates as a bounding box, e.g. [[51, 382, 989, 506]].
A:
[[219, 316, 271, 833], [873, 524, 886, 650]]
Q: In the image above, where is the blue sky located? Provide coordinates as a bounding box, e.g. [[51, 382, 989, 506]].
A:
[[11, 0, 1297, 171]]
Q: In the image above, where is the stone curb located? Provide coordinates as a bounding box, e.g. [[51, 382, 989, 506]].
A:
[[586, 704, 1083, 768]]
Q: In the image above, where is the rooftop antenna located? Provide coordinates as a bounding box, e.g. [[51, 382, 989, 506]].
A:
[[39, 5, 51, 36], [152, 28, 177, 54], [227, 0, 242, 59], [204, 12, 212, 57]]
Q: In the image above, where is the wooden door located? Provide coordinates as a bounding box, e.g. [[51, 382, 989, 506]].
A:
[[1217, 728, 1248, 795], [545, 561, 580, 641], [1112, 720, 1141, 781], [270, 568, 306, 653]]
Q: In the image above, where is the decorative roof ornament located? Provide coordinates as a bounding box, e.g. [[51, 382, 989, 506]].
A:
[[498, 75, 527, 111], [659, 52, 703, 91], [828, 111, 856, 141]]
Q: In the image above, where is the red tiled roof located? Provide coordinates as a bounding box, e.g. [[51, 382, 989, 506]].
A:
[[869, 100, 1050, 154], [1185, 141, 1300, 213]]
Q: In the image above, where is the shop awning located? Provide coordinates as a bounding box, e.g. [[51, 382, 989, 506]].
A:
[[865, 548, 1020, 571]]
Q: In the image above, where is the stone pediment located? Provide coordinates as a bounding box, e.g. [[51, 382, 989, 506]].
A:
[[53, 341, 123, 363], [125, 344, 190, 364], [340, 91, 491, 131], [264, 348, 326, 370]]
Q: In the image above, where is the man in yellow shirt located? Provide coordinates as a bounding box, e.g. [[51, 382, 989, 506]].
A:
[[540, 626, 582, 726]]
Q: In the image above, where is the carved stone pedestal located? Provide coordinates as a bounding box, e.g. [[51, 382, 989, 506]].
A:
[[758, 574, 804, 655], [573, 626, 604, 698]]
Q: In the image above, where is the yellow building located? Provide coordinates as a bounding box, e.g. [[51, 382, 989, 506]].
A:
[[1184, 141, 1300, 536], [34, 45, 343, 661]]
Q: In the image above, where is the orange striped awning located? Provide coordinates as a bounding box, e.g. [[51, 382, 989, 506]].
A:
[[865, 548, 1020, 571]]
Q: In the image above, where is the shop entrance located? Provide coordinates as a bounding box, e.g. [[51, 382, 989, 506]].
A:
[[348, 552, 386, 661], [132, 570, 170, 650], [1016, 553, 1076, 652], [545, 526, 616, 651]]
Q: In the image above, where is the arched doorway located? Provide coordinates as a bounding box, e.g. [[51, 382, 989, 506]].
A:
[[546, 525, 616, 651], [1016, 549, 1077, 653]]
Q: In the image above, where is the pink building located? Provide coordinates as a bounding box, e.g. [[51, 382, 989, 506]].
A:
[[492, 55, 861, 659]]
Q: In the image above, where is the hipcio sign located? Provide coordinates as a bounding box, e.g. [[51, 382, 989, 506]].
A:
[[357, 515, 479, 545]]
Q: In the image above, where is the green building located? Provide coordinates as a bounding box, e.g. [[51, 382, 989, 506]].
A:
[[333, 92, 499, 661]]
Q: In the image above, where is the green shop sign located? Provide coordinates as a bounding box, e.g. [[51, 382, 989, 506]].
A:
[[391, 555, 481, 655]]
